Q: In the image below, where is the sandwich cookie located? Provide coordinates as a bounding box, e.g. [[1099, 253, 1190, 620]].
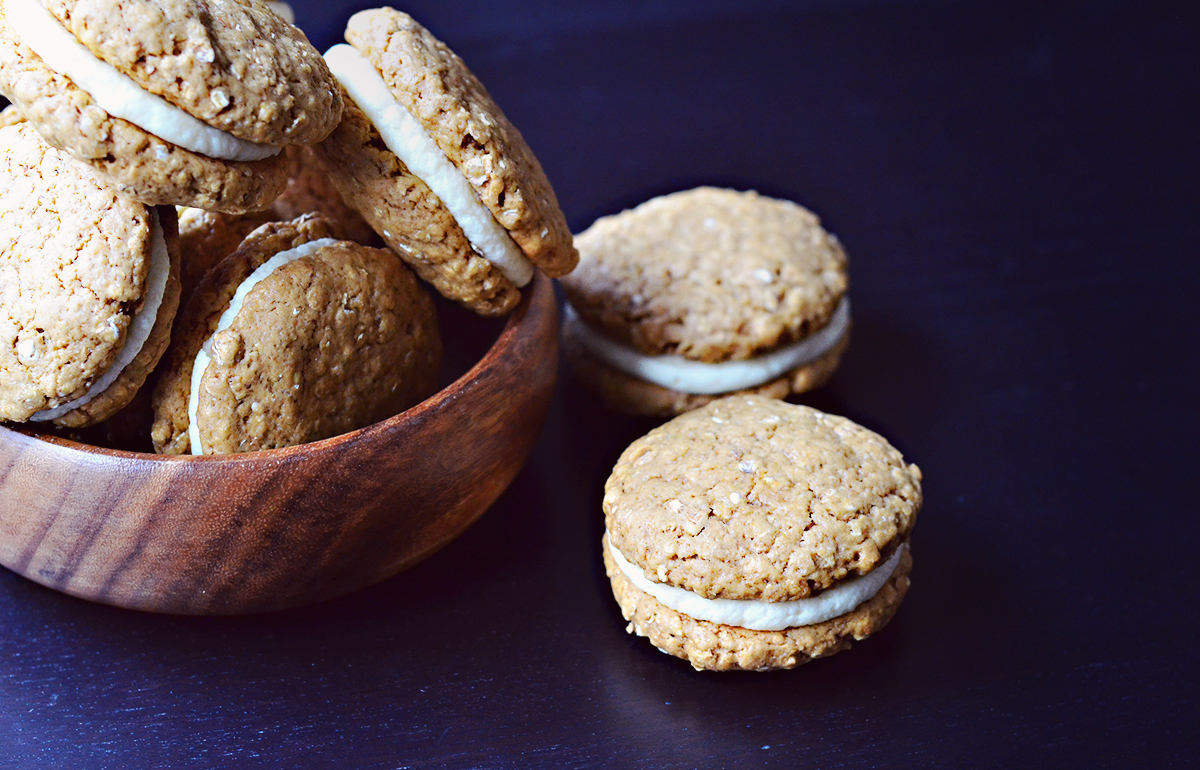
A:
[[177, 144, 378, 303], [151, 214, 441, 455], [0, 0, 342, 213], [561, 187, 850, 416], [0, 121, 180, 427], [314, 8, 577, 315], [602, 395, 921, 671]]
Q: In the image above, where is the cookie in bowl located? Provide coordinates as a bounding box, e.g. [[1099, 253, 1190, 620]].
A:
[[0, 0, 342, 212], [151, 214, 441, 455], [176, 144, 379, 304], [314, 7, 577, 315], [602, 395, 921, 671], [0, 120, 180, 428], [561, 187, 849, 416]]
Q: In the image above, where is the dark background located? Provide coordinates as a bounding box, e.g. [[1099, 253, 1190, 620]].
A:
[[2, 0, 1197, 767]]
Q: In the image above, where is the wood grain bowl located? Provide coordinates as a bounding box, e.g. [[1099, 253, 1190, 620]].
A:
[[0, 273, 559, 615]]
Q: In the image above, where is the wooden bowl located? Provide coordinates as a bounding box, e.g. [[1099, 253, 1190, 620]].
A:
[[0, 273, 558, 615]]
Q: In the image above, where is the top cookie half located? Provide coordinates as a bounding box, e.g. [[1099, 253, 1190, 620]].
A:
[[0, 0, 342, 212], [604, 395, 921, 603], [563, 188, 848, 363]]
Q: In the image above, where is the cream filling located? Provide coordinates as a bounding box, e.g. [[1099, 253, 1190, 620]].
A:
[[608, 534, 905, 631], [323, 43, 534, 287], [31, 209, 170, 421], [566, 297, 850, 395], [6, 0, 279, 162], [187, 238, 338, 454]]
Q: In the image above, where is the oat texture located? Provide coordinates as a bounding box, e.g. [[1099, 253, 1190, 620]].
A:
[[562, 187, 848, 362], [153, 214, 338, 453], [0, 123, 179, 426], [604, 533, 912, 671], [312, 96, 520, 315], [177, 145, 378, 301], [43, 0, 341, 146], [604, 395, 922, 601], [176, 207, 278, 303], [343, 7, 577, 277], [151, 215, 441, 454], [59, 205, 180, 428], [0, 4, 296, 212], [271, 145, 377, 246]]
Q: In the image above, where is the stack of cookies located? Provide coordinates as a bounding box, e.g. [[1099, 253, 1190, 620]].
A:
[[0, 1, 577, 453], [567, 190, 922, 670]]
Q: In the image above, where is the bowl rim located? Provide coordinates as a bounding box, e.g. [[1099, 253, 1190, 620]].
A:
[[0, 272, 554, 466]]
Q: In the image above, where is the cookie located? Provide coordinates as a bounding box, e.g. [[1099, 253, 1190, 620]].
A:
[[0, 121, 180, 428], [266, 2, 294, 23], [314, 8, 577, 315], [150, 214, 441, 455], [561, 187, 850, 416], [0, 0, 342, 213], [176, 145, 378, 302], [602, 395, 921, 671]]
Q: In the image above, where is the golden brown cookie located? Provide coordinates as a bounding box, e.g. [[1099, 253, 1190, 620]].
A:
[[0, 122, 180, 428], [313, 96, 520, 315], [0, 0, 342, 212], [602, 395, 922, 671], [561, 187, 850, 416], [314, 8, 576, 315], [176, 145, 378, 302], [605, 533, 912, 672], [151, 214, 441, 455]]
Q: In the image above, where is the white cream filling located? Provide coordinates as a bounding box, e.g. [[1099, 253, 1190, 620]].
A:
[[187, 238, 338, 454], [323, 44, 534, 287], [609, 534, 905, 631], [566, 297, 850, 395], [31, 209, 171, 421], [6, 0, 279, 162]]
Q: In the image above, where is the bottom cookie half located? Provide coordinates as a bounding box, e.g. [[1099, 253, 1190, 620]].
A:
[[602, 533, 911, 672], [565, 327, 849, 417]]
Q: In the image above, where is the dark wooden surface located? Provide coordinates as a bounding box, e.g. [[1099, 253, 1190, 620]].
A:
[[1, 0, 1197, 766]]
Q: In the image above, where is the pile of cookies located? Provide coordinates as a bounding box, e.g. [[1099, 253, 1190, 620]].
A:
[[565, 188, 922, 671], [0, 1, 576, 453], [1, 0, 921, 674]]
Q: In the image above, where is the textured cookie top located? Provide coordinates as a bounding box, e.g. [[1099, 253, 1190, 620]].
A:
[[151, 215, 441, 454], [0, 122, 153, 421], [193, 240, 440, 454], [0, 5, 291, 212], [40, 0, 340, 146], [343, 7, 577, 276], [562, 188, 848, 363], [152, 215, 337, 453], [604, 395, 921, 602]]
